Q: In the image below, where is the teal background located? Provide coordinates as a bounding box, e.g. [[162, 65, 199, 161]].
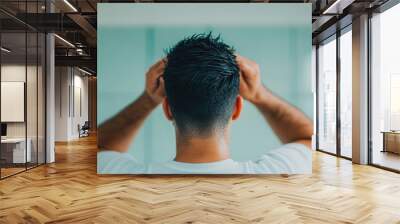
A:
[[98, 4, 312, 163]]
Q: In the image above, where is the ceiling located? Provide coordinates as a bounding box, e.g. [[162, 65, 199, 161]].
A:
[[0, 0, 392, 74]]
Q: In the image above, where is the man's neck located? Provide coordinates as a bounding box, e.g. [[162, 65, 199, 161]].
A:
[[174, 133, 230, 163]]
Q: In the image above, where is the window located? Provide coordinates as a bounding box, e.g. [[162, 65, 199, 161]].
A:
[[318, 36, 337, 154], [371, 3, 400, 171], [339, 28, 352, 158], [390, 74, 400, 130]]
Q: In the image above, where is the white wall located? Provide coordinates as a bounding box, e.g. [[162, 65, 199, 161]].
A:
[[55, 66, 69, 141], [54, 67, 89, 141], [72, 73, 89, 138], [1, 65, 27, 141], [1, 64, 40, 138], [1, 63, 46, 164]]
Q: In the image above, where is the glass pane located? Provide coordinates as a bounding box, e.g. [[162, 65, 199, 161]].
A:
[[318, 37, 337, 154], [1, 31, 27, 177], [371, 3, 400, 171], [38, 33, 45, 165], [340, 30, 352, 158], [0, 1, 46, 178], [27, 31, 38, 169], [26, 0, 40, 169]]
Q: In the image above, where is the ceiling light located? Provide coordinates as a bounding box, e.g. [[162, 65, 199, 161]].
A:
[[76, 48, 84, 55], [1, 47, 11, 53], [322, 0, 354, 15], [78, 67, 93, 76], [63, 0, 78, 12], [323, 0, 342, 14], [54, 34, 75, 48]]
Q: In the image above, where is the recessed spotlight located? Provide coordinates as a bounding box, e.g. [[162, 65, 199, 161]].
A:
[[1, 47, 11, 53], [54, 34, 75, 48], [63, 0, 78, 12], [78, 67, 93, 76]]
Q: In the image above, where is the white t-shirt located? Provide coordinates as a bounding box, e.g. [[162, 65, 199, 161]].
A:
[[97, 143, 312, 174]]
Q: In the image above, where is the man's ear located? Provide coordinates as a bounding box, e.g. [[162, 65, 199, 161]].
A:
[[232, 96, 243, 120], [162, 98, 174, 121]]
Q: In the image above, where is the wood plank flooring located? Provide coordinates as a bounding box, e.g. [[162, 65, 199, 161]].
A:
[[0, 167, 26, 178], [1, 135, 400, 224]]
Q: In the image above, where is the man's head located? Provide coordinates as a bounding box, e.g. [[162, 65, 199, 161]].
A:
[[163, 33, 242, 137]]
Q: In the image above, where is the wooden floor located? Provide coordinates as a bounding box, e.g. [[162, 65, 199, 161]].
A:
[[372, 150, 400, 171], [1, 135, 400, 224], [1, 167, 26, 178], [1, 163, 44, 178]]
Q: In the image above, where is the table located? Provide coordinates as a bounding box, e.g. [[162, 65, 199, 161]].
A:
[[1, 138, 31, 163], [381, 131, 400, 154]]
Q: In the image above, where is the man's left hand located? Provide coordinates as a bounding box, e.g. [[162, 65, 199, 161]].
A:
[[145, 59, 166, 105]]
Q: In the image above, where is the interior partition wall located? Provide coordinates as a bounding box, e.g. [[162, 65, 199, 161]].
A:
[[0, 1, 46, 179]]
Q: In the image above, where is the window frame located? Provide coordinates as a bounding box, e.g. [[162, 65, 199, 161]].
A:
[[315, 23, 353, 160], [367, 0, 400, 173]]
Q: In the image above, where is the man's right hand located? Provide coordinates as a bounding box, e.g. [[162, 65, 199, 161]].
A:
[[236, 54, 264, 104]]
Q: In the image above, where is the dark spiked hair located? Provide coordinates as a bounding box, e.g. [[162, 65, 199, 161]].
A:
[[163, 33, 239, 137]]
